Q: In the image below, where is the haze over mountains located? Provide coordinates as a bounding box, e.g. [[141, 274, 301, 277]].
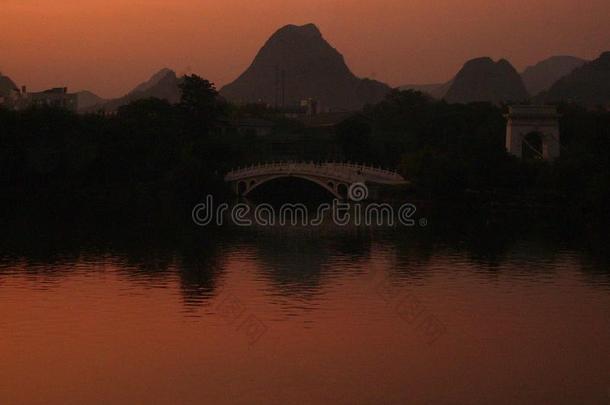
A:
[[219, 24, 391, 111], [537, 52, 610, 107], [521, 56, 587, 95], [400, 53, 610, 107], [2, 24, 609, 111]]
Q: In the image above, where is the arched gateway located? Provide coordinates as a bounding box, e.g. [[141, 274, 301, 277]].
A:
[[224, 162, 408, 200], [505, 105, 561, 160]]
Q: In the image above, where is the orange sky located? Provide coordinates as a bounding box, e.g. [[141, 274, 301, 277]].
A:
[[2, 0, 608, 98]]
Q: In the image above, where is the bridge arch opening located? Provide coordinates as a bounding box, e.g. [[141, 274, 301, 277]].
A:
[[337, 184, 348, 199], [237, 181, 248, 195], [246, 176, 338, 202], [522, 131, 544, 160]]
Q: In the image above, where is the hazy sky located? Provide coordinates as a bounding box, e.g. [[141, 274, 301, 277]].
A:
[[2, 0, 608, 98]]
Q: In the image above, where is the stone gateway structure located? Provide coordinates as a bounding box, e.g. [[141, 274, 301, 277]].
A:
[[505, 105, 560, 160]]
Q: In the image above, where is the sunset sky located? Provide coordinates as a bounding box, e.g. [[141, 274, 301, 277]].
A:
[[2, 0, 608, 98]]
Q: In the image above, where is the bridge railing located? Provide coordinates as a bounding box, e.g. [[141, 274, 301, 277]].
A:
[[225, 161, 402, 180]]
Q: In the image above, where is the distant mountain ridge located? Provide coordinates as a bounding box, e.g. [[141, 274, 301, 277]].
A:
[[92, 68, 181, 112], [521, 56, 587, 96], [445, 57, 529, 104], [220, 23, 391, 111], [130, 68, 176, 95], [76, 91, 106, 112], [0, 73, 18, 97], [537, 52, 610, 107]]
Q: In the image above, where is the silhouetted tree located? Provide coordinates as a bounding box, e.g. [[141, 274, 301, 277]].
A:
[[178, 74, 225, 132]]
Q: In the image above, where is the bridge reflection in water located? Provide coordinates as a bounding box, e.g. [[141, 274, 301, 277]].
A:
[[224, 161, 408, 199]]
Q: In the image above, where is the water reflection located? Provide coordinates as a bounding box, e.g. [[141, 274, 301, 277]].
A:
[[241, 229, 372, 297], [2, 213, 610, 301], [1, 212, 610, 403]]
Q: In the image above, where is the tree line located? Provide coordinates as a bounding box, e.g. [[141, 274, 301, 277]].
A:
[[1, 76, 609, 224]]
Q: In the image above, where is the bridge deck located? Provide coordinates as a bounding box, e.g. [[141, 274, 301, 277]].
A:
[[225, 161, 407, 185]]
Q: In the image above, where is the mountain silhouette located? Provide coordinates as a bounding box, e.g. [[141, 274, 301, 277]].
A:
[[537, 52, 610, 107], [220, 23, 391, 111], [445, 57, 528, 104], [94, 68, 181, 112], [76, 91, 106, 112], [521, 56, 587, 96], [0, 73, 18, 98]]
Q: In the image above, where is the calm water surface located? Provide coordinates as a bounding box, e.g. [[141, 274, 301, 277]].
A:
[[1, 222, 609, 404]]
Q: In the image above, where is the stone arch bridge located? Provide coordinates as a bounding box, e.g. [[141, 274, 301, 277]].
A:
[[224, 161, 408, 199]]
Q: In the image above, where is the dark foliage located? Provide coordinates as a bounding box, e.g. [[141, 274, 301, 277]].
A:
[[1, 85, 609, 224]]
